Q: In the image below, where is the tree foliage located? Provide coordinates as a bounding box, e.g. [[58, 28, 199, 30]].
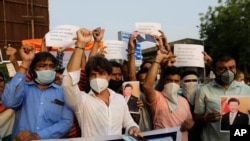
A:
[[199, 0, 250, 72]]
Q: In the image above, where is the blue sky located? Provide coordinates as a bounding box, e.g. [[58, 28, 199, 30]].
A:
[[49, 0, 219, 42]]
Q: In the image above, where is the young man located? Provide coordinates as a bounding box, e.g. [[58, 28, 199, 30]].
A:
[[2, 46, 73, 140], [194, 54, 250, 141], [62, 28, 141, 137], [108, 61, 123, 93], [143, 50, 193, 141]]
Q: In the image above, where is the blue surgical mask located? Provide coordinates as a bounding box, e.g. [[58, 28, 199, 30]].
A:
[[35, 70, 56, 85]]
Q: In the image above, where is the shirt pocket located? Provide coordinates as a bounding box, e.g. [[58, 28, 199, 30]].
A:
[[44, 99, 64, 122]]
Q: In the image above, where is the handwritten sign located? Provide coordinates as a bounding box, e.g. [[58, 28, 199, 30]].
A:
[[104, 40, 127, 60], [45, 25, 79, 48], [174, 44, 204, 68], [135, 22, 161, 36]]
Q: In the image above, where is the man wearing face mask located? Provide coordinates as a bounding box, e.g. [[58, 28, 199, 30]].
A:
[[194, 53, 250, 141], [180, 70, 199, 112], [143, 48, 194, 141], [108, 61, 124, 93], [62, 28, 142, 138], [2, 46, 73, 141], [180, 70, 203, 141]]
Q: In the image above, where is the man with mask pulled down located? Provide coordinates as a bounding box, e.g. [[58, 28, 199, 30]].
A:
[[194, 53, 250, 141], [2, 46, 73, 141], [143, 34, 194, 141]]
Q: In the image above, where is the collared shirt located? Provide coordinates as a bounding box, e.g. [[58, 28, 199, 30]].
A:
[[148, 91, 192, 141], [62, 69, 138, 137], [194, 80, 250, 141], [2, 72, 73, 139]]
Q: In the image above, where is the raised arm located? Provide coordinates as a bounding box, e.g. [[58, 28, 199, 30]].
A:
[[143, 36, 169, 103], [88, 27, 104, 58], [127, 34, 137, 81], [6, 46, 19, 71], [67, 28, 92, 72]]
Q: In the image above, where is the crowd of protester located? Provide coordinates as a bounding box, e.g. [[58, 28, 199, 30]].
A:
[[0, 27, 250, 141]]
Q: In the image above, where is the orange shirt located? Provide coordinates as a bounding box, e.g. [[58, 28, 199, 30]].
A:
[[148, 91, 192, 141]]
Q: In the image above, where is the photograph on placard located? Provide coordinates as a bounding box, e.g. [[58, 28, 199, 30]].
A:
[[122, 81, 140, 114], [220, 96, 250, 132]]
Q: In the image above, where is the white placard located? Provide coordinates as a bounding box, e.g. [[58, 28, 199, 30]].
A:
[[104, 40, 127, 60], [174, 44, 204, 68], [6, 63, 16, 77], [45, 25, 79, 48], [135, 22, 161, 36]]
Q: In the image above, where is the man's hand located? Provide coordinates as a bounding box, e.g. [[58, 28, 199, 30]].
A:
[[155, 49, 170, 65], [128, 126, 142, 137], [19, 45, 35, 67], [180, 119, 194, 132], [203, 51, 212, 67], [128, 34, 136, 53], [158, 30, 171, 52], [76, 28, 92, 47], [14, 130, 40, 141], [204, 111, 222, 123], [97, 46, 107, 57], [137, 99, 144, 109], [6, 46, 17, 62], [92, 27, 105, 42]]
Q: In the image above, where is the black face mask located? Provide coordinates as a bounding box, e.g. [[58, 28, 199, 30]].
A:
[[108, 79, 123, 93]]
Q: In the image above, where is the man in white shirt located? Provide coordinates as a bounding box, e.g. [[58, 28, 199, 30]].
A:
[[62, 28, 141, 137]]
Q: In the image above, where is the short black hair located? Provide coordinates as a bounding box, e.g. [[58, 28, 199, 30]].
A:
[[181, 70, 198, 79], [228, 97, 240, 105], [212, 53, 235, 69], [30, 52, 58, 69], [140, 60, 153, 70], [136, 68, 149, 80], [163, 66, 181, 76], [86, 55, 112, 79], [109, 61, 122, 70], [124, 83, 133, 89]]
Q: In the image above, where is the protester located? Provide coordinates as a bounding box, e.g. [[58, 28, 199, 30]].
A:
[[127, 34, 153, 131], [62, 28, 142, 137], [0, 72, 15, 141], [2, 45, 73, 140], [194, 53, 250, 141], [180, 70, 203, 141], [108, 61, 124, 93], [143, 33, 193, 141], [235, 69, 245, 83]]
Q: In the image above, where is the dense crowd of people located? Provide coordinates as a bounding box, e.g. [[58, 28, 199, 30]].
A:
[[0, 27, 250, 141]]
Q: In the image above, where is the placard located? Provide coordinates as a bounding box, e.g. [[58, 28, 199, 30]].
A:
[[174, 44, 204, 68]]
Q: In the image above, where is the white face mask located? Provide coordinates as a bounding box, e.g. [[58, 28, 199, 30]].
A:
[[162, 83, 180, 111], [90, 78, 109, 93], [181, 75, 198, 105], [35, 70, 56, 85]]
